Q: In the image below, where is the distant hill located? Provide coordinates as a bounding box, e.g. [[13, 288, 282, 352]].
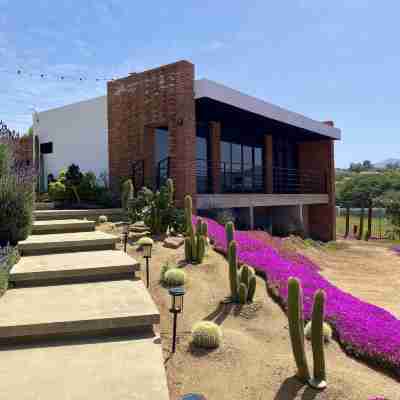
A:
[[374, 158, 400, 169]]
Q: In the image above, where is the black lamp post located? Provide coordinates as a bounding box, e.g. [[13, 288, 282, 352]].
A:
[[122, 224, 129, 253], [169, 287, 185, 353], [138, 237, 153, 288]]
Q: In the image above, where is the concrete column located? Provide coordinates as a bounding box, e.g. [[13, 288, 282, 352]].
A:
[[249, 206, 254, 230], [264, 134, 273, 194], [209, 121, 221, 193]]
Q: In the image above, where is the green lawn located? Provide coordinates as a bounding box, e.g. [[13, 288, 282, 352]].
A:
[[336, 215, 394, 238]]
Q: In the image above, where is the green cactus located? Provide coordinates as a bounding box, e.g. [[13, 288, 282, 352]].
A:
[[192, 321, 222, 349], [184, 237, 192, 262], [238, 282, 248, 304], [228, 240, 239, 301], [183, 196, 208, 264], [309, 290, 327, 390], [247, 275, 257, 302], [121, 179, 134, 211], [225, 221, 235, 247], [166, 178, 174, 203], [240, 265, 250, 287], [287, 277, 311, 383]]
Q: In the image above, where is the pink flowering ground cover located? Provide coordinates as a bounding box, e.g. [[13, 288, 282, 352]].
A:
[[197, 216, 400, 375]]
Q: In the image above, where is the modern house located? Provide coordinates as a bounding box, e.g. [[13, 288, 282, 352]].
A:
[[34, 60, 341, 241]]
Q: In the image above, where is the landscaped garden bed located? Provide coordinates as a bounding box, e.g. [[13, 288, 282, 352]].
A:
[[200, 216, 400, 377]]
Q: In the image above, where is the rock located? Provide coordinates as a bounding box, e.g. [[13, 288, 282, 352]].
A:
[[163, 236, 184, 249]]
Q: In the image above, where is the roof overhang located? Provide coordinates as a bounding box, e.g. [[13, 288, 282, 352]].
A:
[[194, 79, 341, 140]]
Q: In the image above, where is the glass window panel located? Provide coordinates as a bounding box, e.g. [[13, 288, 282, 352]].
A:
[[155, 128, 169, 165], [196, 136, 208, 161], [221, 141, 231, 163]]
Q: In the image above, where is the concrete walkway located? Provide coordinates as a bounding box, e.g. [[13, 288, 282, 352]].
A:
[[1, 218, 169, 399]]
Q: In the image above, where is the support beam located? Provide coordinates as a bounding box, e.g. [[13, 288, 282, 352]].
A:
[[249, 206, 254, 230], [264, 134, 273, 194], [209, 121, 221, 193]]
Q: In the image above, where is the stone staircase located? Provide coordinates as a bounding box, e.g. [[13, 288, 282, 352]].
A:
[[0, 218, 169, 399], [34, 208, 124, 221]]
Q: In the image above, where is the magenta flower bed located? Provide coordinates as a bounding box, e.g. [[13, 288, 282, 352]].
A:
[[198, 216, 400, 374]]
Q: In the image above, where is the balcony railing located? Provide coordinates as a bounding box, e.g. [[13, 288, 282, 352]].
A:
[[273, 167, 327, 194], [132, 157, 327, 195]]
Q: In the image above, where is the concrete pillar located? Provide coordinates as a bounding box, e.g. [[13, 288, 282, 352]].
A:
[[249, 206, 254, 230], [264, 134, 273, 194], [209, 121, 221, 193]]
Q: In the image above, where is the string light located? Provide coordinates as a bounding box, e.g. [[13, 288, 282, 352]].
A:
[[0, 67, 120, 82]]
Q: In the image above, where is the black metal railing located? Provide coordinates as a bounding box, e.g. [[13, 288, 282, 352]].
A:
[[132, 158, 327, 195], [273, 167, 327, 194]]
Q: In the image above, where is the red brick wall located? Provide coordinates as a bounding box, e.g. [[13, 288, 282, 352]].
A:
[[298, 139, 336, 241], [15, 136, 34, 167], [107, 60, 196, 205]]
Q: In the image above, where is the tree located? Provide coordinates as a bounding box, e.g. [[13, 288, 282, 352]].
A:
[[362, 160, 373, 170], [65, 164, 83, 203]]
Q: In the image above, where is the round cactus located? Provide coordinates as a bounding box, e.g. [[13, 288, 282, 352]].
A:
[[163, 268, 186, 287], [98, 215, 108, 224], [304, 321, 332, 343], [191, 321, 222, 349]]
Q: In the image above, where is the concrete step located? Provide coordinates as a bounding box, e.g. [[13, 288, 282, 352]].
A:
[[18, 231, 119, 256], [0, 280, 160, 343], [32, 219, 95, 234], [35, 202, 55, 210], [34, 208, 124, 221], [0, 331, 169, 400], [10, 250, 140, 286], [129, 222, 150, 233]]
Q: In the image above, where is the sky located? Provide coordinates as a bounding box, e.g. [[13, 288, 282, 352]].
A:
[[1, 1, 399, 168]]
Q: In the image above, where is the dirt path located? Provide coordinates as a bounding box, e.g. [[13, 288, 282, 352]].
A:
[[303, 240, 400, 318]]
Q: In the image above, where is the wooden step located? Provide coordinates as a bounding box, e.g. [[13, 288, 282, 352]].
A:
[[0, 332, 169, 400], [32, 219, 95, 234], [34, 209, 123, 221], [10, 250, 140, 286], [0, 280, 160, 343], [18, 231, 119, 256]]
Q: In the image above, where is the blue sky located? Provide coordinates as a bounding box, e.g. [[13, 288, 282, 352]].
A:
[[1, 1, 399, 168]]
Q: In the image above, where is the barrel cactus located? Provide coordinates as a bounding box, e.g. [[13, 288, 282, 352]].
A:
[[192, 321, 222, 349], [163, 268, 186, 287], [98, 215, 108, 224], [304, 321, 332, 343]]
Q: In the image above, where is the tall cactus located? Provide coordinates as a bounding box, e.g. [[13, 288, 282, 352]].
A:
[[166, 178, 174, 204], [226, 224, 257, 304], [287, 278, 311, 383], [184, 195, 207, 264], [225, 221, 235, 248], [228, 240, 239, 301], [121, 179, 134, 211], [309, 290, 327, 390]]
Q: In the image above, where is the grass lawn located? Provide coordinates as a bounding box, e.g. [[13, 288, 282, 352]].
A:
[[336, 215, 394, 238]]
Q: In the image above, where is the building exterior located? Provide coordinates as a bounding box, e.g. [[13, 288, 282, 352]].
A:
[[34, 60, 341, 241]]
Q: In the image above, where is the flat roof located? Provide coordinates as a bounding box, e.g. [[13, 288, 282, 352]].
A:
[[194, 79, 341, 140]]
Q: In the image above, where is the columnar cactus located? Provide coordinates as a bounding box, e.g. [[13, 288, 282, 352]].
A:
[[309, 289, 327, 390], [121, 179, 134, 211], [228, 240, 239, 301], [183, 195, 208, 264], [287, 277, 311, 383], [228, 239, 257, 304], [225, 221, 235, 248], [166, 178, 174, 204]]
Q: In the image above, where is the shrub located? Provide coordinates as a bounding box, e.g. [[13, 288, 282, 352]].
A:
[[191, 321, 222, 349], [0, 133, 35, 245], [48, 181, 66, 201], [65, 164, 83, 203], [305, 321, 332, 343], [98, 215, 108, 224], [163, 268, 186, 287]]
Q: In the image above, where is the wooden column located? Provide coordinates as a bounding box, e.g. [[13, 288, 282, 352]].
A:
[[264, 134, 273, 193], [209, 121, 221, 193]]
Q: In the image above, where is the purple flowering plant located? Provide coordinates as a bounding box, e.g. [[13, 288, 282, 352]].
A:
[[196, 216, 400, 375]]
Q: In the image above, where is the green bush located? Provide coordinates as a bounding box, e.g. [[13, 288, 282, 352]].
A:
[[0, 146, 34, 245], [191, 321, 222, 349], [48, 181, 67, 201], [163, 268, 186, 287]]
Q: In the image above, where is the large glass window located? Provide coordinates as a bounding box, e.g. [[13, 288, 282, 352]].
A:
[[155, 128, 169, 165], [220, 140, 263, 192]]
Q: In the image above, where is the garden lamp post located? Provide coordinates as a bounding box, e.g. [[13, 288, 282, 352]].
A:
[[138, 237, 153, 288], [122, 224, 129, 253], [169, 287, 185, 354]]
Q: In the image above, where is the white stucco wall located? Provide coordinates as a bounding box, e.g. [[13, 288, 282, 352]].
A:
[[33, 96, 108, 189]]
